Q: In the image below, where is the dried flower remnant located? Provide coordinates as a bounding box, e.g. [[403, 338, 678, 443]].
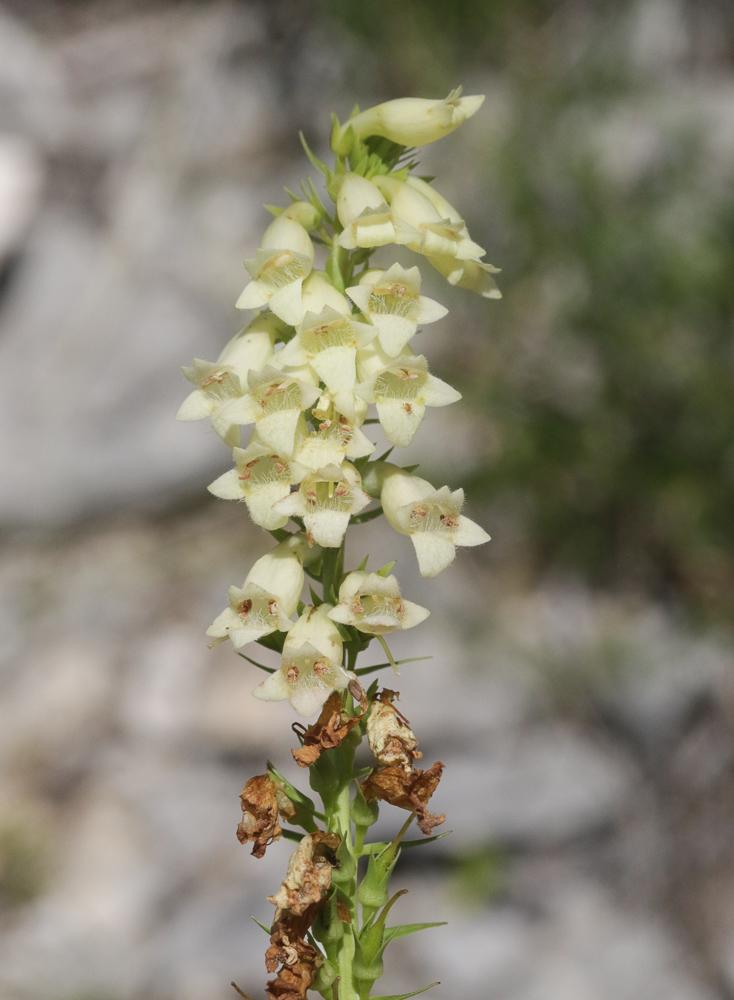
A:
[[366, 689, 422, 767], [177, 88, 496, 999], [292, 683, 368, 767], [236, 774, 295, 859], [362, 761, 445, 836]]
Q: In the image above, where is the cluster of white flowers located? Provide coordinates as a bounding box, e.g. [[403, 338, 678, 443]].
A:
[[178, 90, 497, 717]]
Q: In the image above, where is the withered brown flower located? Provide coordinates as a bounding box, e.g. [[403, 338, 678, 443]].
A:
[[291, 681, 368, 767], [236, 774, 295, 858], [362, 689, 445, 835], [264, 832, 341, 1000], [366, 689, 422, 768]]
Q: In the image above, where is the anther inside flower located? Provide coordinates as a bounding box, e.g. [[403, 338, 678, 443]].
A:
[[207, 437, 306, 530], [206, 539, 304, 650], [358, 352, 460, 447], [328, 571, 429, 635], [294, 397, 374, 471], [381, 468, 490, 577], [236, 216, 314, 325], [279, 306, 376, 394], [254, 605, 352, 716], [274, 462, 371, 548], [226, 366, 320, 457], [346, 263, 447, 357]]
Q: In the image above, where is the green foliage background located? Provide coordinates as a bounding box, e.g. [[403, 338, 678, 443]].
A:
[[319, 0, 734, 619]]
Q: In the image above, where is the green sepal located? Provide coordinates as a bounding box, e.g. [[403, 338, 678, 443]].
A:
[[351, 786, 379, 831], [357, 843, 400, 918], [266, 762, 318, 831], [356, 554, 369, 572], [376, 560, 396, 577], [299, 131, 331, 179], [383, 922, 447, 945], [255, 631, 286, 654], [331, 835, 357, 888], [312, 955, 338, 993]]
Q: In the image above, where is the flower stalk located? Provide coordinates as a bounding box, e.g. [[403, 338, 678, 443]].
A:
[[178, 88, 499, 999]]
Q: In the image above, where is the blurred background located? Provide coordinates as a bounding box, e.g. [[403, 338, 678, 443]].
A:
[[1, 1, 733, 998]]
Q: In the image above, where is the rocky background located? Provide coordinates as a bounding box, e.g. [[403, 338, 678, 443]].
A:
[[1, 2, 734, 999]]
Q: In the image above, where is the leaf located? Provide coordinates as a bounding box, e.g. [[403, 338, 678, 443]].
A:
[[236, 651, 275, 674], [401, 830, 453, 850], [383, 921, 447, 945], [355, 655, 432, 678], [250, 915, 271, 936], [371, 984, 440, 1000], [281, 827, 306, 843], [299, 131, 330, 178], [352, 505, 384, 524]]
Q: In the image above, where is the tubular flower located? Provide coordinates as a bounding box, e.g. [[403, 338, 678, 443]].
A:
[[336, 173, 414, 251], [278, 306, 376, 394], [225, 366, 320, 457], [328, 571, 429, 635], [273, 462, 371, 548], [381, 468, 490, 577], [428, 253, 502, 299], [346, 262, 447, 357], [207, 436, 306, 531], [378, 176, 485, 262], [236, 215, 315, 325], [176, 312, 278, 445], [293, 395, 374, 472], [333, 88, 485, 151], [206, 539, 305, 650], [254, 605, 352, 716], [356, 351, 461, 447]]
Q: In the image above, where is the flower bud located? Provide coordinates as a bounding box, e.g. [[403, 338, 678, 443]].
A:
[[333, 89, 485, 151], [336, 173, 414, 251]]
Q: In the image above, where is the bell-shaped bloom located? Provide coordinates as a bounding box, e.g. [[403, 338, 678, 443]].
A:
[[336, 174, 415, 251], [207, 436, 307, 530], [385, 180, 485, 262], [218, 310, 284, 372], [294, 394, 374, 471], [300, 270, 352, 316], [206, 539, 305, 650], [428, 254, 502, 299], [346, 263, 447, 357], [333, 89, 485, 151], [176, 314, 278, 445], [253, 604, 352, 716], [274, 462, 371, 548], [328, 571, 429, 635], [236, 215, 314, 325], [225, 365, 320, 457], [357, 351, 460, 447], [381, 468, 490, 577], [278, 306, 376, 395]]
